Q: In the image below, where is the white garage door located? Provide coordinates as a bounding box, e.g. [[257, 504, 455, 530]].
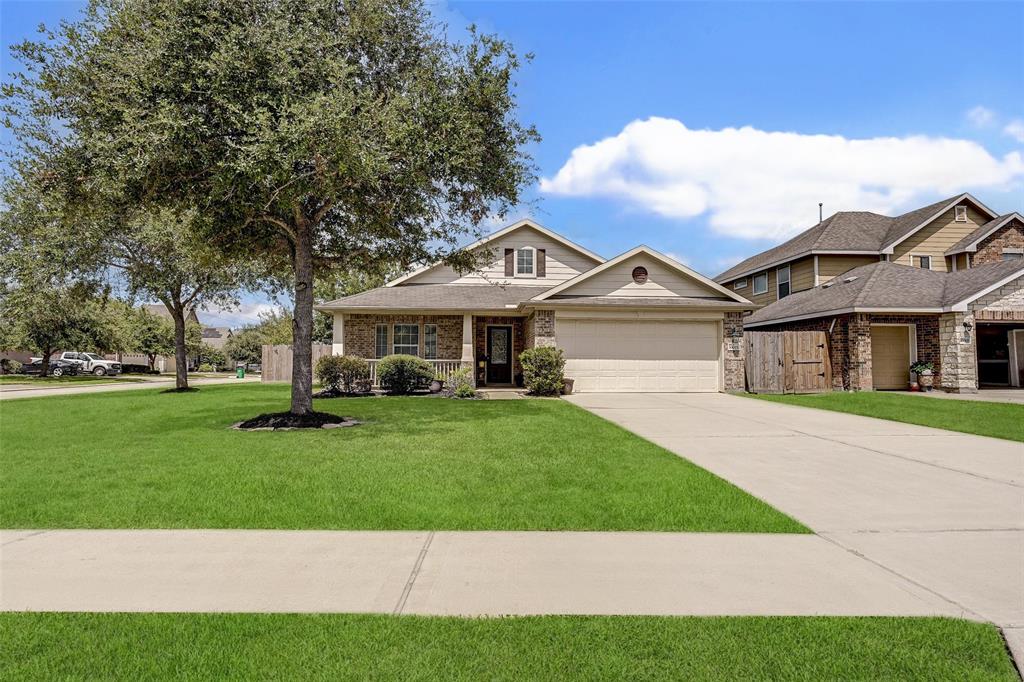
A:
[[557, 318, 720, 392]]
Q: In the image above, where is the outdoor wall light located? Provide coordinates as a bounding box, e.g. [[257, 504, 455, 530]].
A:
[[962, 320, 973, 332]]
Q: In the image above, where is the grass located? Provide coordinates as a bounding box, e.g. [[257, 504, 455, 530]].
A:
[[1, 613, 1015, 681], [0, 383, 805, 532], [750, 391, 1024, 442], [0, 375, 147, 385]]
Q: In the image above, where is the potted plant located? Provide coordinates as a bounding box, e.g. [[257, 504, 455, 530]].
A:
[[910, 361, 935, 391], [429, 373, 446, 394]]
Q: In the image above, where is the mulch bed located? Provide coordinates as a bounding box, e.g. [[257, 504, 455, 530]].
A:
[[232, 411, 360, 431]]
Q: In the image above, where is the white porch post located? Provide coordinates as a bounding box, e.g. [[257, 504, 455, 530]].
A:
[[332, 312, 345, 356], [461, 313, 475, 386]]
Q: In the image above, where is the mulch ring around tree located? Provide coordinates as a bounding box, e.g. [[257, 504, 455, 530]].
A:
[[232, 411, 361, 431]]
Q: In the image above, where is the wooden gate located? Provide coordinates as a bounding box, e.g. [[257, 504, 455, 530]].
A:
[[745, 331, 831, 394]]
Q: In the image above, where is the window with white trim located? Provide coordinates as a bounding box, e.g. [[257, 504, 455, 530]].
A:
[[733, 278, 748, 290], [515, 247, 535, 276], [1003, 249, 1024, 261], [374, 324, 388, 359], [777, 264, 791, 298], [753, 272, 768, 295], [392, 324, 419, 356], [954, 206, 968, 222], [913, 255, 931, 270], [424, 324, 438, 359]]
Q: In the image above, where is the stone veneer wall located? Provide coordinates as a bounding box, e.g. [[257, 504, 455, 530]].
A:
[[722, 312, 745, 391], [532, 309, 556, 347], [343, 314, 463, 359], [938, 311, 977, 392], [969, 274, 1024, 321], [972, 218, 1024, 266]]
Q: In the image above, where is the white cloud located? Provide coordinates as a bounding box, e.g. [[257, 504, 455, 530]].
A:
[[1004, 119, 1024, 144], [540, 117, 1024, 240], [663, 251, 690, 266], [199, 301, 281, 328], [966, 105, 996, 128]]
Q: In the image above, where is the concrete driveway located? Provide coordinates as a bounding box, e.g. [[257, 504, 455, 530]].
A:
[[564, 392, 1024, 633]]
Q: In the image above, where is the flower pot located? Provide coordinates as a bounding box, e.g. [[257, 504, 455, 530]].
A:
[[561, 378, 575, 395], [429, 379, 444, 394], [918, 371, 934, 391], [909, 381, 920, 392]]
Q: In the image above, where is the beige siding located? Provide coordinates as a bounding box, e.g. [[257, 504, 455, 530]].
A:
[[817, 255, 879, 282], [791, 257, 815, 292], [890, 205, 989, 272], [555, 253, 721, 298], [405, 226, 600, 286], [739, 269, 778, 306]]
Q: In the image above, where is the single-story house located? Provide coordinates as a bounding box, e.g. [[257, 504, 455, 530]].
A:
[[744, 260, 1024, 392], [316, 220, 753, 392]]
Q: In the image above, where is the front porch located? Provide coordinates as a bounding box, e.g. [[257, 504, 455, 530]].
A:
[[335, 312, 541, 388]]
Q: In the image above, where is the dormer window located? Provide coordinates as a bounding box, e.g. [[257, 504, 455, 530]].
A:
[[955, 206, 968, 222], [515, 247, 535, 277]]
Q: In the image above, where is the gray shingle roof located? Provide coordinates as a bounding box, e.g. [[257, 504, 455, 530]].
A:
[[745, 261, 1024, 326], [715, 195, 966, 282], [316, 284, 552, 311], [945, 214, 1022, 255]]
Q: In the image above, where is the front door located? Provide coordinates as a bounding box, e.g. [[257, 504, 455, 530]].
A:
[[486, 325, 513, 385], [977, 325, 1010, 385], [871, 325, 910, 390]]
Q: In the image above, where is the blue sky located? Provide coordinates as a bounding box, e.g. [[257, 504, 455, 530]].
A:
[[3, 1, 1023, 325]]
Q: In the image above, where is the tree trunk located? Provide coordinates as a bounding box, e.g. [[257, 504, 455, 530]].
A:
[[170, 305, 189, 390], [290, 218, 315, 415], [40, 346, 53, 377], [147, 353, 157, 372]]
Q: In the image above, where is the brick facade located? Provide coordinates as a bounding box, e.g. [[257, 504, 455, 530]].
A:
[[972, 217, 1024, 266], [343, 314, 463, 359], [473, 316, 526, 386], [722, 312, 746, 391], [969, 275, 1024, 322]]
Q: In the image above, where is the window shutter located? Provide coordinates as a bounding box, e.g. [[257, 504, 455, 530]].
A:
[[504, 248, 514, 276], [537, 249, 546, 277]]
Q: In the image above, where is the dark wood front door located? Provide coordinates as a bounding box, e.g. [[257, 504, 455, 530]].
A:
[[485, 325, 513, 385]]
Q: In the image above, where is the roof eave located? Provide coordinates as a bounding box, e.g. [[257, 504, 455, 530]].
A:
[[882, 192, 1001, 252], [716, 250, 880, 283]]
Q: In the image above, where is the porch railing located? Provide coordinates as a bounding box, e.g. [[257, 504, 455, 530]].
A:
[[366, 359, 465, 387]]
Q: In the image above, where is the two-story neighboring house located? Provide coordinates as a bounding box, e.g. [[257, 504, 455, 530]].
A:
[[716, 193, 1024, 307], [720, 194, 1024, 393], [316, 220, 753, 393]]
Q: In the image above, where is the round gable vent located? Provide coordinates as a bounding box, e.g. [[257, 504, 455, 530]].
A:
[[631, 266, 649, 284]]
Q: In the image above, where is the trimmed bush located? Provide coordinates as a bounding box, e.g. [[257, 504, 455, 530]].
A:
[[197, 363, 216, 372], [520, 346, 565, 396], [316, 355, 372, 394], [444, 367, 476, 399], [377, 354, 434, 395], [1, 359, 23, 375]]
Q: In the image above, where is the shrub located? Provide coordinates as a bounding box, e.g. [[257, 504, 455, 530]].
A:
[[1, 359, 23, 375], [520, 346, 565, 396], [316, 355, 371, 394], [197, 362, 215, 372], [444, 366, 476, 399], [377, 354, 433, 395]]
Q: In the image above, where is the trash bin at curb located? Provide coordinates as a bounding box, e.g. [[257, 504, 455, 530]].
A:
[[236, 366, 245, 379]]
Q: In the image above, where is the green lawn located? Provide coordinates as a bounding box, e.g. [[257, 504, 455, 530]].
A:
[[750, 391, 1024, 442], [0, 384, 804, 532], [1, 613, 1015, 681]]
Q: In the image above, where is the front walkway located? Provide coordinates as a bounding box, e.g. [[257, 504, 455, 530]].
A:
[[911, 387, 1024, 404], [565, 393, 1024, 649], [0, 529, 960, 617]]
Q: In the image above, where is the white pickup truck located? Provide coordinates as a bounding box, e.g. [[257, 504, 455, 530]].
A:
[[56, 352, 122, 376]]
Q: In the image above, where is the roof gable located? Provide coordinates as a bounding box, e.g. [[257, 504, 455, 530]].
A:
[[386, 219, 604, 287], [881, 193, 999, 252], [534, 246, 750, 303], [945, 213, 1024, 255]]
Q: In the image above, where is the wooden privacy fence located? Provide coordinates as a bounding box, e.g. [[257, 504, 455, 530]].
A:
[[261, 344, 332, 383], [745, 331, 831, 394]]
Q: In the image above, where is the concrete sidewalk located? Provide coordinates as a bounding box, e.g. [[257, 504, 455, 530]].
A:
[[0, 529, 967, 617], [0, 375, 259, 400]]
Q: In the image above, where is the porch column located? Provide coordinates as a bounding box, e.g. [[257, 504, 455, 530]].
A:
[[332, 312, 345, 356], [938, 311, 978, 393], [461, 313, 475, 386]]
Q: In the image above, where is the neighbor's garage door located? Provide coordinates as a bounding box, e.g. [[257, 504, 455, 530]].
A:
[[556, 318, 720, 392]]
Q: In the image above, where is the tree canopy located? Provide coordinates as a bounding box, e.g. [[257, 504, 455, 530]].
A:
[[4, 0, 537, 417]]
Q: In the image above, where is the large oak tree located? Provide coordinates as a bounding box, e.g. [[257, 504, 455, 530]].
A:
[[4, 0, 537, 416]]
